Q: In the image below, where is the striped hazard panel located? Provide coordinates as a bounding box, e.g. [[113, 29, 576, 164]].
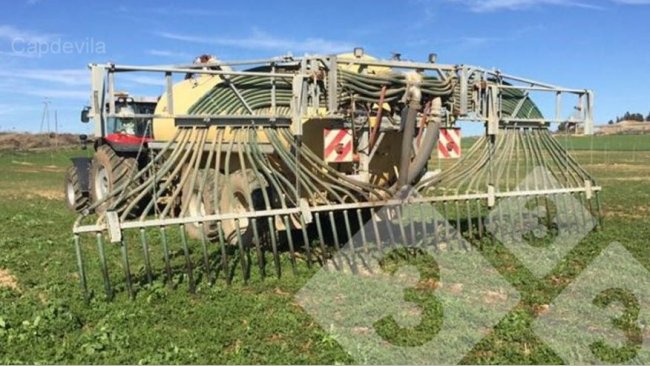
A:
[[323, 128, 353, 163], [438, 127, 461, 159]]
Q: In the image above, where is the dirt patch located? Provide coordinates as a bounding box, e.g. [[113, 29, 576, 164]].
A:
[[586, 163, 650, 171], [0, 269, 19, 291], [533, 304, 550, 316], [33, 189, 64, 200], [0, 188, 64, 200], [417, 278, 442, 290], [482, 290, 508, 304], [450, 283, 464, 294], [604, 211, 647, 220], [13, 167, 65, 174], [11, 160, 34, 166], [0, 132, 81, 151], [603, 205, 649, 219]]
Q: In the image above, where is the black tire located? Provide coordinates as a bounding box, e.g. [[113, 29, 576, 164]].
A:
[[201, 172, 228, 242], [64, 166, 89, 213], [217, 169, 268, 246], [89, 145, 140, 215], [181, 169, 222, 240]]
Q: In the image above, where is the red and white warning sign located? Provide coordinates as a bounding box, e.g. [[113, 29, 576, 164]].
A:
[[438, 127, 461, 159], [324, 128, 353, 163]]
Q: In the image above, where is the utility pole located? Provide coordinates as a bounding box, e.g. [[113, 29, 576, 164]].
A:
[[40, 98, 51, 133], [54, 109, 58, 149]]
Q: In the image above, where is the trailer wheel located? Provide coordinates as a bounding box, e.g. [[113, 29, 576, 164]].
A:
[[64, 165, 89, 212], [90, 145, 140, 215], [181, 169, 222, 240], [218, 169, 268, 246]]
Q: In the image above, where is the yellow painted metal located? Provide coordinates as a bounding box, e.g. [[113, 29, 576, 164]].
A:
[[149, 53, 403, 186], [152, 53, 393, 141], [152, 74, 224, 141]]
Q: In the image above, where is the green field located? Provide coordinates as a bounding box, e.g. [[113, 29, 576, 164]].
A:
[[556, 133, 650, 151], [0, 135, 648, 364]]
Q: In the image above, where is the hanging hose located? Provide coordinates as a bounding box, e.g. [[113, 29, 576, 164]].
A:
[[397, 73, 423, 188], [368, 86, 387, 151], [407, 97, 442, 185]]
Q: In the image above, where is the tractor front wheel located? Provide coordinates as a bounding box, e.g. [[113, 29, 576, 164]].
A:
[[64, 165, 89, 213]]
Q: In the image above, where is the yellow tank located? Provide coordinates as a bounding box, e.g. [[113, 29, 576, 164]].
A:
[[152, 73, 223, 141], [150, 53, 404, 186], [151, 53, 393, 141]]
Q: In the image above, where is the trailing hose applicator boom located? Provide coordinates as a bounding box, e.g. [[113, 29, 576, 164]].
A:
[[66, 50, 600, 300]]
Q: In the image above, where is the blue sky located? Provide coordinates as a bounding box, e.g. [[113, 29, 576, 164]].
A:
[[0, 0, 649, 134]]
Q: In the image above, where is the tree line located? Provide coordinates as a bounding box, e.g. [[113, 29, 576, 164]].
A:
[[608, 112, 650, 124]]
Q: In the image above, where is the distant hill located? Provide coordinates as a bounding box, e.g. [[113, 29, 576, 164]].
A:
[[0, 132, 81, 151], [596, 120, 650, 135]]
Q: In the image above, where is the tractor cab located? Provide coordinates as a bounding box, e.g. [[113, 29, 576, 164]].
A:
[[104, 93, 157, 142], [80, 93, 158, 146], [67, 93, 159, 214]]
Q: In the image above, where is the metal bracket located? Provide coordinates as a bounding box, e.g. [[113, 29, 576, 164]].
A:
[[105, 211, 122, 243], [327, 56, 338, 114], [584, 90, 594, 135], [299, 198, 313, 224], [487, 185, 496, 207], [487, 86, 499, 136], [584, 180, 593, 200], [459, 66, 468, 116], [291, 74, 307, 136], [175, 116, 290, 127]]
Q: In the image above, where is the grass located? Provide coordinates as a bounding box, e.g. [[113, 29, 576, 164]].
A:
[[555, 133, 650, 151], [0, 136, 648, 364]]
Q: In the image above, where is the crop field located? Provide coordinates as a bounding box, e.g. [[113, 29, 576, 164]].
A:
[[0, 134, 648, 364]]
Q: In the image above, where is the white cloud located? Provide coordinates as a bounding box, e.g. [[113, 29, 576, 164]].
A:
[[146, 49, 192, 60], [612, 0, 650, 3], [0, 50, 40, 58], [120, 74, 166, 87], [446, 0, 597, 12], [0, 24, 60, 58], [0, 68, 88, 102], [0, 24, 56, 44], [0, 80, 87, 101], [21, 88, 87, 100], [0, 68, 87, 86], [0, 67, 164, 103], [151, 6, 238, 17], [155, 29, 354, 55], [446, 0, 650, 11], [458, 36, 500, 47]]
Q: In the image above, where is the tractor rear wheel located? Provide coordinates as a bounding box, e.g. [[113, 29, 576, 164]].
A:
[[90, 145, 140, 215], [64, 165, 89, 213]]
